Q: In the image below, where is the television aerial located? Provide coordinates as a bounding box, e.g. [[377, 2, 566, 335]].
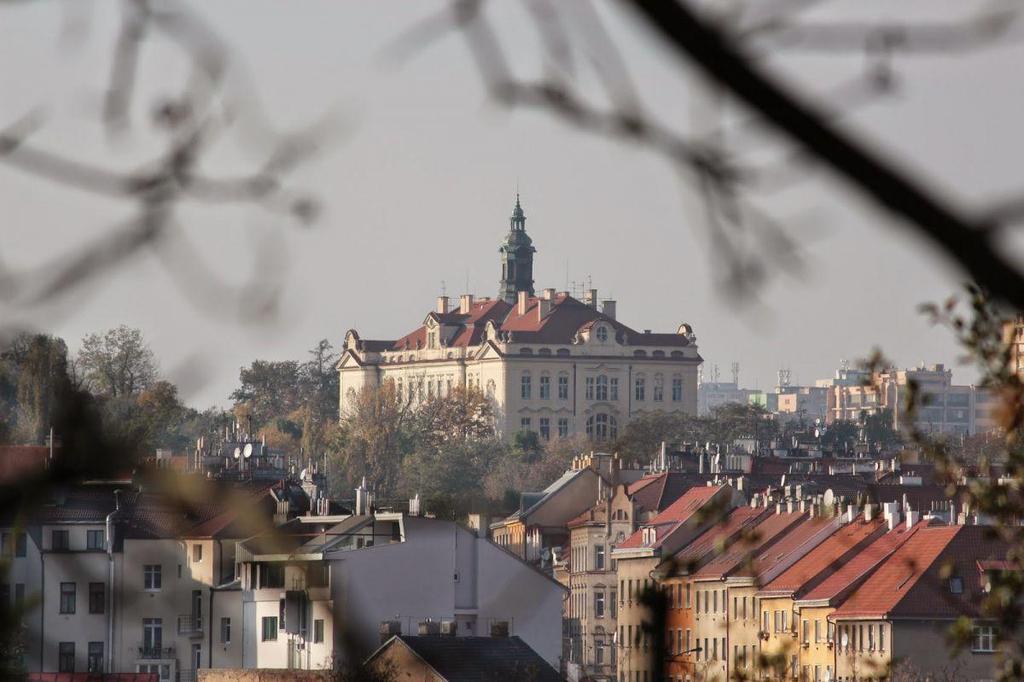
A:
[[243, 443, 254, 459]]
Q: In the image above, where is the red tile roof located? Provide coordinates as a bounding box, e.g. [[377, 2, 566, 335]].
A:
[[799, 521, 921, 604], [693, 512, 807, 579], [617, 485, 722, 550], [830, 525, 961, 619], [750, 515, 838, 579], [759, 518, 885, 596], [668, 506, 768, 572], [360, 294, 694, 353]]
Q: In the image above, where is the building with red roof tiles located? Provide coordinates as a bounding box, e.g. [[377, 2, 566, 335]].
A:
[[829, 524, 1010, 681], [612, 485, 738, 682], [337, 197, 702, 441]]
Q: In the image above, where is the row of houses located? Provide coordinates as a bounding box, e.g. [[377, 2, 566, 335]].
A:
[[2, 472, 564, 680], [488, 451, 1014, 681]]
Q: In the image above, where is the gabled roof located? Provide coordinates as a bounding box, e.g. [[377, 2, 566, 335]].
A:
[[798, 520, 921, 605], [832, 525, 1009, 620], [617, 485, 722, 550], [749, 515, 837, 581], [368, 635, 562, 682], [692, 512, 807, 580], [629, 472, 708, 515], [667, 506, 768, 574], [759, 517, 886, 596]]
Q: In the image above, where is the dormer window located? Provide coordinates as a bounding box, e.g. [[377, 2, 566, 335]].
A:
[[595, 326, 609, 342], [949, 576, 964, 594]]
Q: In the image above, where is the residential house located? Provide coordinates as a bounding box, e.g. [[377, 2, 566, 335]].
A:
[[366, 634, 563, 682]]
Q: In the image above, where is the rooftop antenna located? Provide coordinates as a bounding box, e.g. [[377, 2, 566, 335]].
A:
[[731, 362, 740, 386], [440, 280, 447, 297]]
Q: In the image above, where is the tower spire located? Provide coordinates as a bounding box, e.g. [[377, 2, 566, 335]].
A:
[[499, 194, 536, 303]]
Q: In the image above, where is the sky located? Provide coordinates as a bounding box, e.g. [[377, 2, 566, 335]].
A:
[[2, 1, 1023, 407]]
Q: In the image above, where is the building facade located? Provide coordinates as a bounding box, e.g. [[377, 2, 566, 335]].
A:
[[337, 198, 702, 440]]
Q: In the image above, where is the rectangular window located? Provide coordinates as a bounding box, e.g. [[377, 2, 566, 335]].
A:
[[685, 629, 691, 654], [262, 616, 279, 641], [52, 529, 69, 551], [221, 617, 231, 644], [59, 582, 76, 614], [595, 545, 605, 570], [972, 625, 996, 652], [89, 582, 105, 614], [521, 374, 531, 399], [595, 592, 605, 618], [712, 590, 717, 613], [15, 532, 26, 557], [193, 544, 203, 563], [868, 624, 875, 650], [314, 618, 324, 644], [144, 565, 162, 590], [634, 377, 645, 401], [802, 619, 810, 644], [87, 642, 103, 673], [879, 623, 886, 651], [653, 378, 664, 402], [539, 375, 550, 399], [685, 583, 691, 608], [557, 418, 569, 438], [143, 618, 163, 653], [610, 377, 619, 401], [0, 533, 9, 556], [539, 418, 550, 440], [672, 377, 683, 401], [814, 619, 821, 643], [87, 529, 104, 550], [585, 377, 595, 400], [558, 375, 569, 400], [827, 621, 835, 642], [58, 642, 74, 673], [520, 417, 531, 431]]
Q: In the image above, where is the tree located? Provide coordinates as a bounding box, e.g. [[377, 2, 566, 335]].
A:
[[413, 386, 496, 448], [76, 326, 157, 398], [230, 359, 301, 429], [336, 382, 413, 496], [8, 334, 71, 444]]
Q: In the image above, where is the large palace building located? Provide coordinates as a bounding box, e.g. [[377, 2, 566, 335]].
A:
[[337, 197, 702, 441]]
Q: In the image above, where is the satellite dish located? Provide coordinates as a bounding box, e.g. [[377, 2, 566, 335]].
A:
[[814, 428, 821, 438], [243, 443, 254, 459], [541, 548, 551, 562], [233, 447, 242, 459]]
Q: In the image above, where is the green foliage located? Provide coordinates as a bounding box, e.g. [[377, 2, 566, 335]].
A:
[[76, 325, 157, 397]]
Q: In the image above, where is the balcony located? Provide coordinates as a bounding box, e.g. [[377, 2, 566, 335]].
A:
[[137, 644, 175, 659], [178, 615, 203, 637]]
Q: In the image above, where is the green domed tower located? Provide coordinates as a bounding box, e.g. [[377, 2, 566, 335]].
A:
[[499, 194, 536, 304]]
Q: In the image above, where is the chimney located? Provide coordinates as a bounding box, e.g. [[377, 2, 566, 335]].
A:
[[436, 296, 449, 314], [601, 300, 617, 320], [538, 297, 552, 320], [845, 504, 858, 523], [864, 504, 873, 522], [906, 510, 920, 529], [459, 294, 474, 314], [409, 493, 421, 517], [543, 288, 556, 300], [517, 290, 529, 316], [584, 289, 598, 308]]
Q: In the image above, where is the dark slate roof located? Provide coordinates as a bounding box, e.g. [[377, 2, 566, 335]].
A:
[[380, 635, 562, 682]]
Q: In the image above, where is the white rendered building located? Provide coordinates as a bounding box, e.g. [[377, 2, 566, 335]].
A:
[[338, 197, 703, 440]]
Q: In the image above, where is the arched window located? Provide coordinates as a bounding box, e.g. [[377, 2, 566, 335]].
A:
[[653, 373, 664, 402], [596, 326, 608, 342], [520, 347, 534, 355], [556, 348, 571, 357], [521, 372, 532, 399], [486, 379, 496, 399], [596, 375, 609, 401], [633, 350, 647, 357], [538, 348, 552, 356], [670, 351, 684, 358], [586, 413, 618, 441], [558, 373, 570, 400], [540, 372, 551, 399], [652, 350, 665, 358]]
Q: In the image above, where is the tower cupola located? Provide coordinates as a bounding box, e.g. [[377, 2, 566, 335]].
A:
[[499, 194, 536, 304]]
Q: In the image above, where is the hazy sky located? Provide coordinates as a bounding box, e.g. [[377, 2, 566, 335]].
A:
[[2, 1, 1022, 407]]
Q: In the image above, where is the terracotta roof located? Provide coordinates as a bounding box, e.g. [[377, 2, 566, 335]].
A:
[[760, 518, 886, 596], [368, 294, 693, 354], [799, 521, 921, 604], [831, 526, 962, 619], [617, 485, 722, 550], [629, 473, 706, 515], [693, 512, 807, 579], [668, 506, 768, 572], [750, 515, 838, 580]]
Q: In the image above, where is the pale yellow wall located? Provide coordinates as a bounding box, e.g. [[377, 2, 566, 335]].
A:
[[690, 579, 729, 681], [614, 556, 659, 681], [726, 586, 762, 681]]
